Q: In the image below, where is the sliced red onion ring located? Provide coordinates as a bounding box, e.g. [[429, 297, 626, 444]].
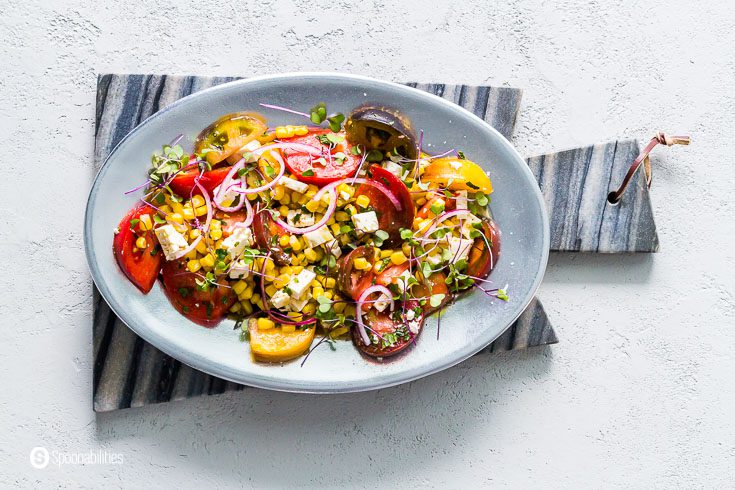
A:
[[173, 180, 213, 259], [355, 285, 395, 346], [323, 177, 401, 211]]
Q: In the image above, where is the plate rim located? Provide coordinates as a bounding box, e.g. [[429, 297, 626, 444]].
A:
[[85, 72, 550, 393]]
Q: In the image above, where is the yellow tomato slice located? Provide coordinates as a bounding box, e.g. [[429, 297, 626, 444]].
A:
[[422, 157, 493, 194], [248, 321, 315, 362], [195, 112, 267, 165]]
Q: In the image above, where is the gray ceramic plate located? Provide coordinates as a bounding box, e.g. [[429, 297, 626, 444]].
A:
[[85, 73, 549, 393]]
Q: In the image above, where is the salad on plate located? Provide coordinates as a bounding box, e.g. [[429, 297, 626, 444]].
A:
[[113, 103, 504, 363]]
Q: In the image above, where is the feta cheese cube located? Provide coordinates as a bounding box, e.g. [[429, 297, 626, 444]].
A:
[[288, 292, 311, 312], [394, 269, 413, 292], [270, 290, 290, 309], [154, 224, 189, 261], [383, 161, 404, 178], [373, 293, 391, 312], [287, 210, 315, 228], [280, 176, 309, 194], [240, 140, 261, 162], [460, 213, 481, 239], [447, 236, 474, 262], [351, 211, 380, 234], [228, 259, 251, 279], [287, 268, 316, 299], [326, 239, 342, 258], [303, 226, 334, 248], [221, 227, 253, 260], [455, 190, 468, 211]]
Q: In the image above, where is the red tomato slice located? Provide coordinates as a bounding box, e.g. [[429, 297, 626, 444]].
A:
[[281, 129, 362, 185], [337, 246, 375, 300], [113, 205, 163, 294], [467, 218, 501, 280], [352, 299, 424, 358], [376, 263, 409, 288], [160, 259, 236, 327], [356, 165, 415, 245], [169, 167, 232, 198]]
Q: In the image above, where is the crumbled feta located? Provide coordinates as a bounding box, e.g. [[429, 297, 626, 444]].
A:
[[288, 292, 311, 312], [351, 211, 380, 234], [240, 140, 261, 162], [339, 189, 351, 201], [460, 213, 482, 239], [229, 259, 251, 279], [447, 236, 474, 262], [221, 227, 253, 260], [326, 238, 342, 258], [406, 309, 416, 321], [303, 226, 334, 248], [287, 268, 316, 299], [270, 290, 290, 309], [394, 270, 413, 292], [280, 176, 309, 194], [286, 210, 315, 228], [426, 252, 443, 267], [455, 190, 468, 211], [373, 293, 391, 312], [383, 161, 404, 178], [154, 224, 189, 261]]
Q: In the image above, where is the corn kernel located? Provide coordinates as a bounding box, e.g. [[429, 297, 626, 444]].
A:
[[289, 235, 303, 252], [279, 205, 289, 217], [257, 318, 275, 331], [281, 325, 296, 333], [331, 326, 349, 337], [344, 305, 356, 316], [190, 229, 201, 240], [323, 291, 333, 300], [355, 194, 370, 208], [272, 185, 286, 201], [195, 240, 208, 254], [294, 125, 309, 136], [302, 302, 316, 315], [240, 286, 254, 301], [182, 207, 195, 220], [402, 242, 412, 257], [191, 195, 205, 208], [275, 127, 289, 139], [292, 265, 304, 274], [380, 249, 392, 259], [330, 223, 342, 236], [165, 213, 182, 225], [305, 200, 320, 213], [139, 213, 152, 231], [233, 280, 248, 295], [353, 257, 371, 270], [324, 278, 336, 289], [335, 211, 349, 222], [251, 293, 262, 306], [194, 205, 208, 217], [210, 219, 221, 229], [304, 248, 318, 262], [187, 259, 201, 273], [229, 302, 241, 313], [333, 301, 346, 313], [390, 251, 408, 265], [241, 301, 254, 315], [200, 253, 215, 268], [313, 286, 325, 298], [291, 255, 301, 266], [274, 274, 290, 289], [345, 204, 357, 216], [135, 236, 147, 249], [185, 249, 197, 260], [265, 285, 277, 297], [170, 201, 184, 214], [416, 197, 427, 206], [281, 193, 291, 205], [210, 228, 222, 240], [247, 193, 258, 201]]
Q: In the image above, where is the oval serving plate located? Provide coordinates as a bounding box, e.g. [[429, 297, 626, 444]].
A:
[[85, 73, 549, 393]]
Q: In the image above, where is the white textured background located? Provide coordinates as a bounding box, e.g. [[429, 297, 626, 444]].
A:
[[2, 0, 734, 487]]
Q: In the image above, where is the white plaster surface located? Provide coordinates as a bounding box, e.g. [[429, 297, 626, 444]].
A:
[[1, 0, 734, 487]]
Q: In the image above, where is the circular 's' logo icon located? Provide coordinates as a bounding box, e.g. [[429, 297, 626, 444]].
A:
[[30, 447, 49, 469]]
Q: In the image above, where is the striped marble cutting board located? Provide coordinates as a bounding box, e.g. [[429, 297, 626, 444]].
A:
[[92, 73, 655, 412]]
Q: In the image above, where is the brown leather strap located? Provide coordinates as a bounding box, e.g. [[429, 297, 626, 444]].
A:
[[608, 132, 690, 204]]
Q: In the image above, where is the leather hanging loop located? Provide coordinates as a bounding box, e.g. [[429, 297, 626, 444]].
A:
[[607, 132, 690, 204]]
